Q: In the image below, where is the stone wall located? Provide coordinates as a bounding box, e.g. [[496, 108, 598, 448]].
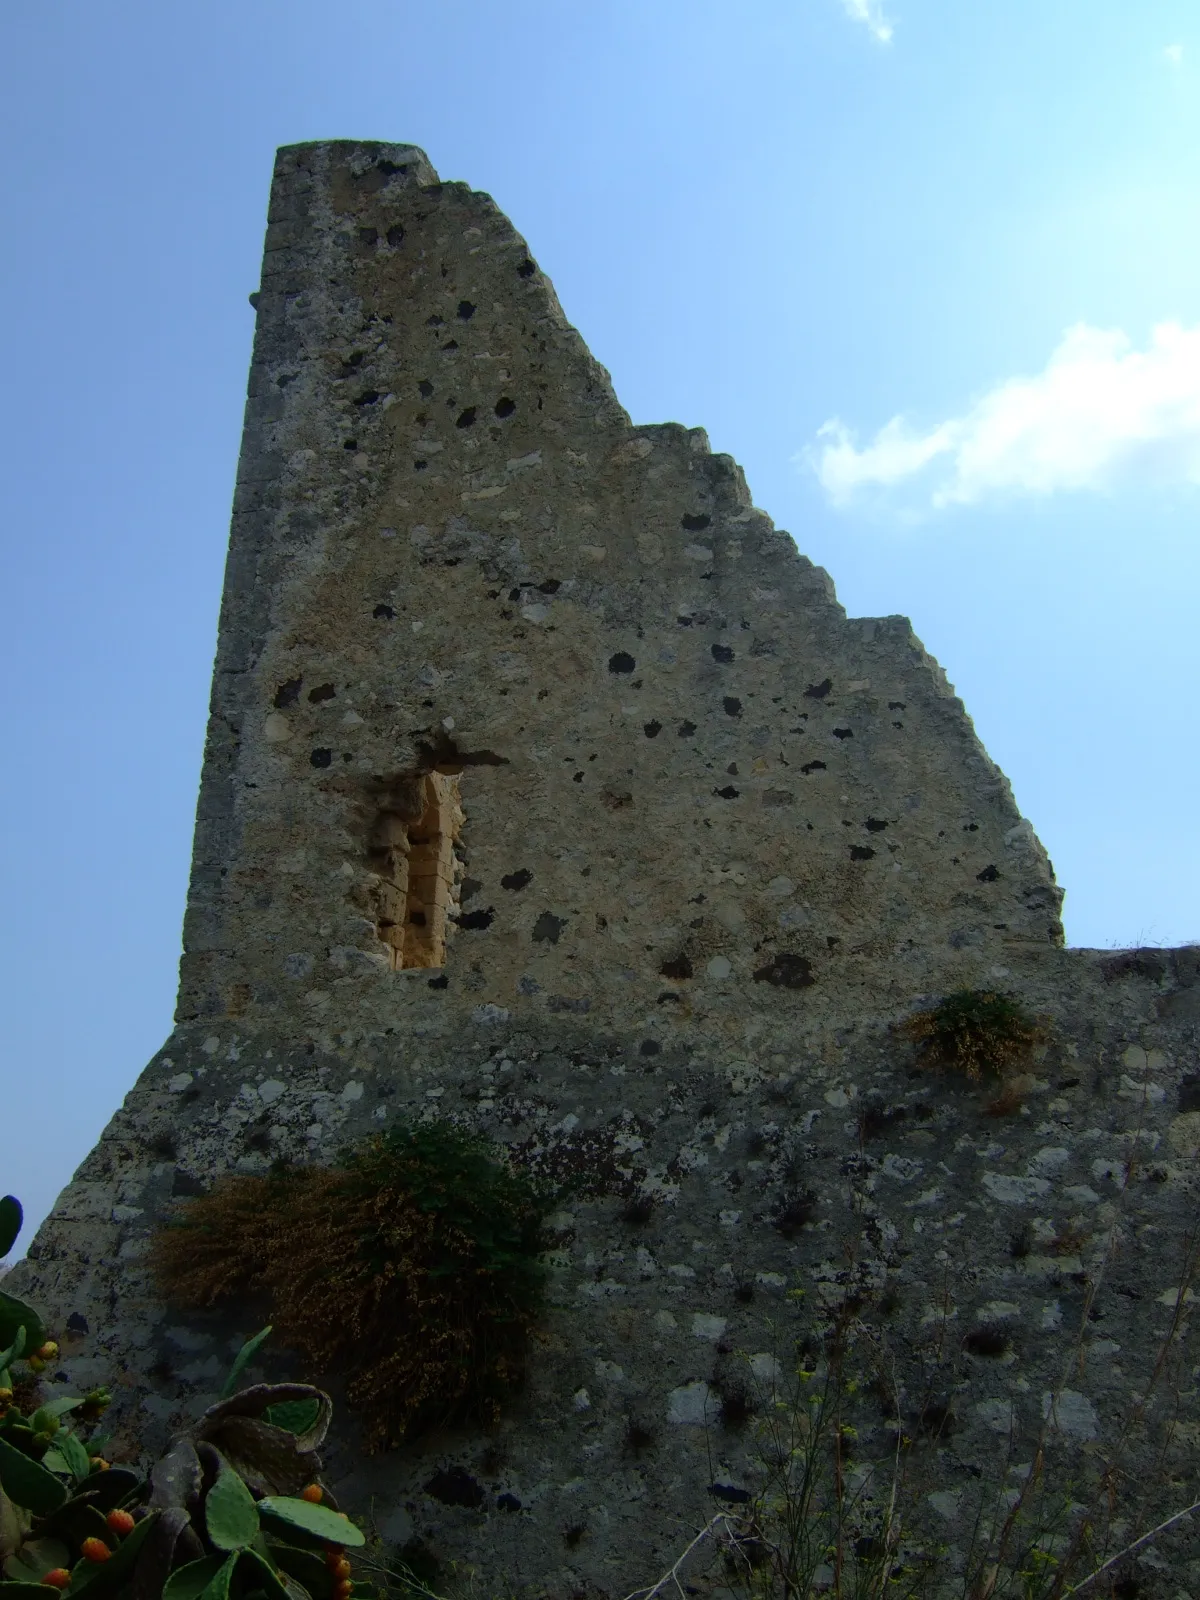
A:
[[11, 144, 1200, 1597]]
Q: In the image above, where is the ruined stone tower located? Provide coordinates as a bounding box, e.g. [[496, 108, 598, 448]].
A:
[[14, 144, 1200, 1596]]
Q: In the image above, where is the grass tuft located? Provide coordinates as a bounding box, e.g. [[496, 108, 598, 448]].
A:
[[150, 1121, 551, 1450]]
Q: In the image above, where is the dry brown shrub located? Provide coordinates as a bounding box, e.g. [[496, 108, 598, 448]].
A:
[[150, 1125, 549, 1451]]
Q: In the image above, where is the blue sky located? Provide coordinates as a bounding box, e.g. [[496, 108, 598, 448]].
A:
[[2, 0, 1198, 1249]]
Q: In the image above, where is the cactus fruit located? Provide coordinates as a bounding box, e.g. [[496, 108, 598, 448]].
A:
[[0, 1193, 368, 1596]]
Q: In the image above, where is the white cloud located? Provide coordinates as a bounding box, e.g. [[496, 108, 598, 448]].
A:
[[1164, 43, 1184, 66], [838, 0, 893, 45], [807, 321, 1200, 510]]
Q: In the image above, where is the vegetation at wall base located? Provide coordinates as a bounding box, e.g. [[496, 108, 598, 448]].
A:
[[150, 1123, 552, 1449], [1, 1230, 374, 1600]]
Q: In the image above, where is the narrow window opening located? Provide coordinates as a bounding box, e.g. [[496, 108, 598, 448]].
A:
[[368, 773, 465, 970]]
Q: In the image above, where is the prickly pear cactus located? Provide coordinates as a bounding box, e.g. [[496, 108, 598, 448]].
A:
[[0, 1206, 372, 1599]]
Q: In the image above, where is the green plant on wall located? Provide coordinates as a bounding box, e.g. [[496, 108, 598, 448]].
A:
[[901, 989, 1045, 1086], [151, 1123, 552, 1451]]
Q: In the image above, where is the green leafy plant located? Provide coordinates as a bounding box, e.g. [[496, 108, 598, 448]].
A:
[[0, 1299, 372, 1600], [901, 990, 1045, 1085], [150, 1123, 552, 1450], [0, 1199, 22, 1263]]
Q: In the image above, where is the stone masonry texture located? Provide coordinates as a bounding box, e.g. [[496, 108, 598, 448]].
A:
[[11, 143, 1200, 1596]]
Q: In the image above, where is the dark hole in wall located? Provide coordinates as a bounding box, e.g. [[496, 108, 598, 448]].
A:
[[456, 407, 477, 428], [386, 224, 405, 246], [310, 748, 333, 769], [805, 678, 833, 699], [773, 1190, 817, 1236], [532, 912, 566, 943], [850, 846, 875, 861], [660, 954, 693, 980], [723, 697, 742, 717], [457, 908, 495, 931], [1010, 1222, 1034, 1259], [833, 727, 853, 739], [308, 683, 336, 703], [801, 760, 827, 774], [517, 258, 537, 277], [681, 513, 711, 530], [915, 1401, 956, 1439], [373, 604, 395, 619], [457, 300, 476, 319], [274, 678, 302, 708], [424, 1467, 484, 1509], [859, 1103, 907, 1140], [709, 1480, 752, 1501], [354, 390, 380, 407], [977, 864, 1001, 882], [963, 1326, 1010, 1357], [1101, 950, 1170, 983], [494, 396, 516, 417], [753, 953, 814, 989], [678, 720, 697, 737], [624, 1419, 657, 1455], [608, 652, 636, 673], [865, 817, 888, 831], [644, 720, 663, 738], [711, 643, 734, 663], [501, 869, 532, 891]]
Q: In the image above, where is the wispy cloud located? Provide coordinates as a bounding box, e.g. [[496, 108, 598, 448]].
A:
[[1164, 42, 1184, 65], [838, 0, 893, 45], [807, 322, 1200, 510]]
